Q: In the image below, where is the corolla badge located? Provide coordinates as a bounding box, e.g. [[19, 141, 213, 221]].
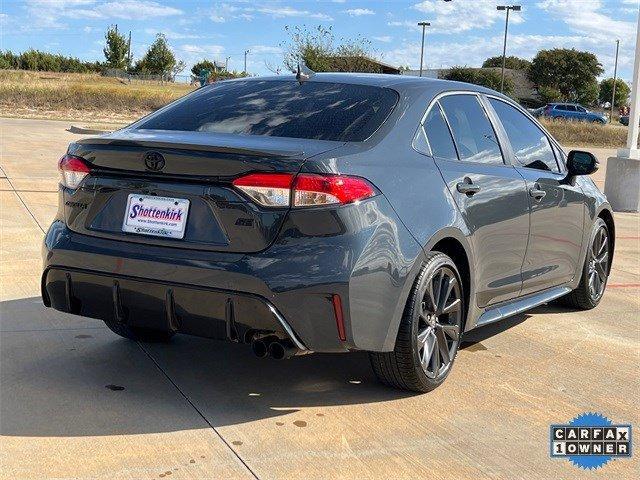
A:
[[143, 151, 165, 171]]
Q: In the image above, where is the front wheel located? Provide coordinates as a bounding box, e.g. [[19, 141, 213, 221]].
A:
[[558, 218, 610, 309], [369, 251, 464, 393]]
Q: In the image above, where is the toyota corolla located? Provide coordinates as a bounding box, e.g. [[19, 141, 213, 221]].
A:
[[42, 74, 614, 392]]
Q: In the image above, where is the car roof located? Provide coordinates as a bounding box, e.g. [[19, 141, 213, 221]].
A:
[[230, 72, 502, 96]]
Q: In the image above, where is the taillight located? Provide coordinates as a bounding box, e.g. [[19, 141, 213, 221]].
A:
[[58, 154, 90, 189], [232, 173, 376, 208], [232, 173, 294, 207]]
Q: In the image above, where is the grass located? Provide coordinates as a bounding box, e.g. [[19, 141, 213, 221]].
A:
[[538, 117, 627, 149], [0, 69, 192, 123], [0, 69, 630, 148]]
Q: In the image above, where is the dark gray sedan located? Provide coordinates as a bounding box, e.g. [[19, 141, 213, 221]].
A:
[[43, 74, 614, 392]]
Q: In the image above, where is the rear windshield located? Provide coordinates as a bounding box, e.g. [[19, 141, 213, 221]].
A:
[[136, 80, 399, 142]]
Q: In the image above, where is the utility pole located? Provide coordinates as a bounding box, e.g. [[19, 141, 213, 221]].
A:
[[610, 39, 620, 123], [244, 50, 250, 74], [418, 22, 430, 77], [497, 5, 521, 93], [126, 31, 132, 70]]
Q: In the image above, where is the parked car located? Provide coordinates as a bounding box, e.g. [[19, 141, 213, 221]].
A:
[[619, 114, 638, 126], [541, 103, 607, 123], [42, 74, 614, 392]]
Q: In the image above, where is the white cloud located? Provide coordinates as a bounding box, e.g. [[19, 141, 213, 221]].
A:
[[25, 0, 182, 27], [249, 45, 282, 55], [344, 8, 374, 17], [410, 0, 523, 33], [373, 35, 393, 43], [144, 28, 202, 40], [179, 44, 225, 56], [252, 6, 332, 20], [537, 0, 635, 41]]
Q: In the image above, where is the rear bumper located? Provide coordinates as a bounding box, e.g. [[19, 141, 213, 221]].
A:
[[42, 196, 423, 352], [42, 266, 306, 350]]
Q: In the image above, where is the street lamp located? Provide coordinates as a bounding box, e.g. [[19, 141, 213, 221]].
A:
[[418, 21, 431, 77], [497, 5, 521, 93]]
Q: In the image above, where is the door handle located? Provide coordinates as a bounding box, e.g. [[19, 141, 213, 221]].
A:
[[456, 177, 480, 196], [529, 183, 547, 200]]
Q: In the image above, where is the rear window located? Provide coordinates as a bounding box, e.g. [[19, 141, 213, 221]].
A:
[[136, 80, 399, 142]]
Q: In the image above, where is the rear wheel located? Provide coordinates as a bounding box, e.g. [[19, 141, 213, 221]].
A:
[[558, 218, 610, 309], [369, 251, 464, 392], [104, 321, 175, 343]]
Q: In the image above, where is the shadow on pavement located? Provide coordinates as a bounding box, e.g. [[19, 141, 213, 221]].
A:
[[0, 297, 413, 438], [2, 297, 562, 438]]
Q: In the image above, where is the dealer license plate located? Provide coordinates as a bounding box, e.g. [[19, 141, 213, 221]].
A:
[[122, 194, 190, 239]]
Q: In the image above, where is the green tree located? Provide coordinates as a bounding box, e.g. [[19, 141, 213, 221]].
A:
[[281, 25, 377, 73], [528, 48, 603, 104], [103, 25, 128, 70], [482, 55, 531, 71], [443, 67, 515, 96], [599, 77, 630, 107], [191, 59, 218, 76], [134, 33, 176, 76]]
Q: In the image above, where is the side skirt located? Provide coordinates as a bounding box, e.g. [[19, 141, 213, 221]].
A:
[[475, 285, 572, 328]]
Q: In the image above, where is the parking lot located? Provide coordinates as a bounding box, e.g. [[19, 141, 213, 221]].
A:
[[0, 117, 638, 479]]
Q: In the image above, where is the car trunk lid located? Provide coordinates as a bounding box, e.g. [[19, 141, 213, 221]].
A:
[[64, 130, 344, 253]]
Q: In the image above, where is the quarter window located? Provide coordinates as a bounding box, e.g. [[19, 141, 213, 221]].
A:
[[422, 102, 458, 161], [489, 98, 559, 173], [439, 95, 504, 165]]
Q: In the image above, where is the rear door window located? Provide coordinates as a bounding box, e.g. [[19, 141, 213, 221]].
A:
[[136, 80, 399, 142], [489, 98, 559, 173], [421, 102, 458, 160], [439, 95, 504, 165]]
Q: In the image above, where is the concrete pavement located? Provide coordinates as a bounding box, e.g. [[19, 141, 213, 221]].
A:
[[0, 117, 638, 479]]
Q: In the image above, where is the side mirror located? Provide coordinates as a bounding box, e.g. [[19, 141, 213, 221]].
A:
[[566, 150, 599, 178]]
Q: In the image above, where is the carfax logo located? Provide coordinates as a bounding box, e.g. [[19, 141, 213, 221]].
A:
[[550, 412, 632, 470]]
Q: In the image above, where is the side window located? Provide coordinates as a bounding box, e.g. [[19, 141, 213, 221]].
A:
[[566, 105, 577, 112], [439, 95, 504, 165], [489, 98, 560, 173], [577, 106, 587, 113], [423, 102, 458, 161], [555, 105, 567, 111]]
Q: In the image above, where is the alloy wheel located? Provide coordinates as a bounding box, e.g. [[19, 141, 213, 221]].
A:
[[416, 266, 463, 379], [588, 226, 609, 301]]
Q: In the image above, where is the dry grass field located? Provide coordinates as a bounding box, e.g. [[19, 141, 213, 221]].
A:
[[0, 69, 630, 148], [0, 69, 192, 123], [538, 117, 628, 149]]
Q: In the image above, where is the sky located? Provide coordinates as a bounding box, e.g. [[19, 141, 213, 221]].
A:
[[0, 0, 638, 81]]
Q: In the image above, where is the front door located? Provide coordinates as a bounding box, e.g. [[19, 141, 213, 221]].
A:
[[487, 98, 585, 295], [424, 94, 530, 308]]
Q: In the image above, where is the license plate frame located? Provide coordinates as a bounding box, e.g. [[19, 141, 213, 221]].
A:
[[122, 194, 190, 239]]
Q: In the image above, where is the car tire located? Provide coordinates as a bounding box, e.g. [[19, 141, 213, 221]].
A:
[[558, 218, 610, 310], [369, 251, 465, 393], [104, 320, 175, 343]]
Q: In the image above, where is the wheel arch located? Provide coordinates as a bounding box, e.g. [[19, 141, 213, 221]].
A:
[[597, 207, 615, 275]]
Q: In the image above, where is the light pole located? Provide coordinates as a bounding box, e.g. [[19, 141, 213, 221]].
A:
[[497, 5, 521, 93], [610, 39, 620, 123], [418, 21, 431, 77], [244, 50, 250, 74]]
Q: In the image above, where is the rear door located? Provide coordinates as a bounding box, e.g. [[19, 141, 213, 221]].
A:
[[487, 97, 585, 295], [420, 93, 530, 308]]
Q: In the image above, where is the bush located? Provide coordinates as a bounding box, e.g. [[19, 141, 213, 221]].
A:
[[443, 67, 515, 96], [482, 56, 531, 71], [0, 49, 102, 73]]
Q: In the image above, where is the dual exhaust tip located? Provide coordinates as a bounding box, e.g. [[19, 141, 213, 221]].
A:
[[251, 336, 299, 360]]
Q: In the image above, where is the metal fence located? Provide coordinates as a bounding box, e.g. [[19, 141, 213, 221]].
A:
[[103, 68, 196, 85]]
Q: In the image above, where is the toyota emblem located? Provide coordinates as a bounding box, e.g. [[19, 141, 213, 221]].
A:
[[143, 151, 165, 171]]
